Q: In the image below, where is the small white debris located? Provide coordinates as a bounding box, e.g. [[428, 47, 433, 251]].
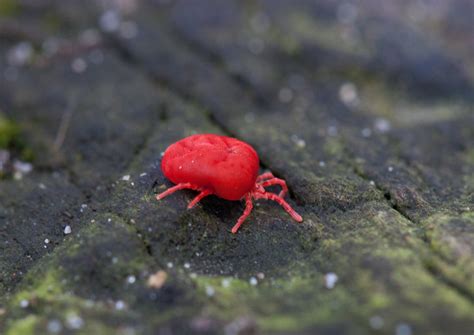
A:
[[112, 257, 118, 264], [290, 134, 306, 148], [139, 172, 147, 177], [115, 300, 126, 310], [339, 82, 359, 107], [369, 180, 375, 186], [13, 160, 33, 174], [205, 285, 215, 297], [91, 219, 96, 223], [374, 118, 391, 133], [319, 161, 326, 167], [130, 219, 136, 224], [47, 319, 63, 333], [147, 270, 167, 289], [184, 262, 191, 269], [107, 218, 112, 222], [64, 225, 72, 235], [7, 42, 33, 66], [189, 273, 197, 279], [278, 87, 294, 103], [19, 299, 29, 308], [395, 323, 412, 335], [361, 128, 372, 138], [167, 262, 174, 268], [99, 10, 121, 32], [369, 315, 384, 330], [44, 239, 50, 244], [71, 58, 87, 73], [256, 272, 265, 280], [126, 275, 136, 284], [221, 278, 231, 288], [160, 151, 165, 157], [388, 166, 394, 172], [249, 277, 258, 286], [66, 314, 84, 329], [122, 174, 131, 181], [324, 272, 338, 289], [39, 183, 47, 190]]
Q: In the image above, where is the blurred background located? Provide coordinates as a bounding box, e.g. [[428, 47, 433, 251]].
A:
[[0, 1, 473, 334]]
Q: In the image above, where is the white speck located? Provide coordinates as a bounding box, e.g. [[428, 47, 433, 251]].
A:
[[257, 272, 265, 280], [167, 262, 174, 268], [91, 219, 96, 223], [160, 151, 165, 157], [395, 323, 412, 335], [47, 319, 63, 333], [120, 21, 138, 39], [319, 161, 326, 167], [107, 218, 112, 222], [339, 82, 359, 107], [248, 37, 265, 55], [71, 58, 87, 73], [290, 134, 306, 148], [278, 87, 293, 103], [131, 182, 135, 186], [66, 314, 84, 329], [249, 277, 258, 286], [221, 278, 231, 288], [64, 226, 72, 235], [178, 165, 183, 170], [81, 204, 88, 209], [20, 299, 29, 308], [327, 125, 338, 136], [324, 272, 338, 289], [388, 166, 394, 172], [112, 257, 118, 264], [127, 275, 136, 284], [44, 239, 50, 244], [361, 128, 372, 137], [140, 172, 147, 177], [39, 183, 46, 190], [115, 300, 126, 310], [130, 219, 136, 224], [99, 10, 121, 32], [184, 262, 191, 269], [122, 175, 131, 181], [374, 118, 391, 133], [369, 315, 384, 329], [7, 42, 33, 66], [369, 180, 375, 186], [13, 160, 33, 174], [205, 285, 215, 297]]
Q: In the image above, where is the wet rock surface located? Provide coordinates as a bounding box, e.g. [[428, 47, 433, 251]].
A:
[[0, 1, 473, 334]]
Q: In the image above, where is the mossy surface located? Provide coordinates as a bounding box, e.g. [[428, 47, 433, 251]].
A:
[[1, 1, 473, 334]]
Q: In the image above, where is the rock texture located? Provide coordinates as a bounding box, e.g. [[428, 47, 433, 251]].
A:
[[0, 1, 473, 334]]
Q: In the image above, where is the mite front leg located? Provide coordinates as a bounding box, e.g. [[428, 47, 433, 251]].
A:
[[255, 192, 303, 222], [156, 182, 200, 201], [256, 172, 275, 182], [187, 189, 213, 209], [231, 193, 254, 234]]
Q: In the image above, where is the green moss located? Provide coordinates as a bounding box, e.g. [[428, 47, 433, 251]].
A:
[[0, 0, 19, 17], [0, 114, 20, 149], [5, 315, 38, 335]]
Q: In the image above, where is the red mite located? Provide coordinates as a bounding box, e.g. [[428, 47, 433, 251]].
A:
[[156, 134, 303, 233]]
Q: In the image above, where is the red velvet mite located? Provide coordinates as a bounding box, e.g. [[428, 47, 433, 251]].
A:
[[156, 134, 303, 233]]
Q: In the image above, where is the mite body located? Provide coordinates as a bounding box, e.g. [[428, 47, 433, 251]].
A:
[[156, 134, 302, 233]]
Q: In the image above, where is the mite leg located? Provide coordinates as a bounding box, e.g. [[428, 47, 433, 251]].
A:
[[259, 177, 288, 198], [231, 194, 254, 234], [187, 189, 213, 209], [256, 172, 275, 182], [256, 192, 303, 222], [156, 182, 200, 200]]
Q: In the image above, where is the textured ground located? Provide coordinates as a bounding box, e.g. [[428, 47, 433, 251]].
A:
[[0, 1, 473, 334]]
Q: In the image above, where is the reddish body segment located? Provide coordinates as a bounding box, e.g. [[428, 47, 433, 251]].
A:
[[157, 134, 303, 233]]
